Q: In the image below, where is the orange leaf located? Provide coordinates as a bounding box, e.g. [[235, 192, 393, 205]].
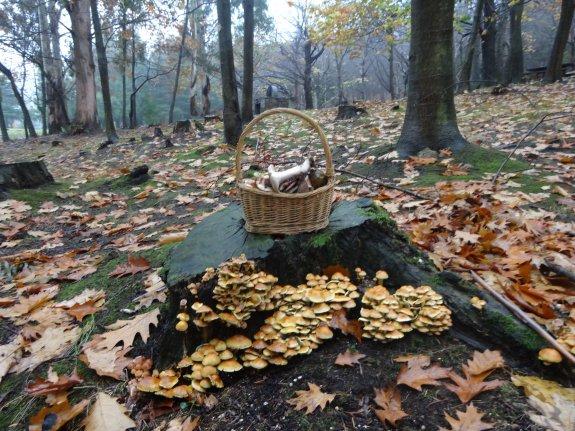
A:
[[287, 383, 335, 414], [396, 356, 451, 391], [464, 350, 505, 377], [373, 385, 408, 426], [334, 349, 366, 367], [28, 398, 89, 431], [109, 255, 150, 278], [322, 265, 350, 278], [444, 371, 503, 403], [329, 309, 362, 342], [26, 368, 83, 396], [439, 403, 494, 431]]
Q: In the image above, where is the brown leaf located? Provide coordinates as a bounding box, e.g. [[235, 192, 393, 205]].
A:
[[287, 383, 336, 414], [444, 371, 504, 403], [83, 392, 136, 431], [29, 398, 89, 431], [329, 309, 362, 342], [26, 367, 83, 396], [79, 345, 133, 380], [335, 349, 366, 367], [439, 403, 494, 431], [322, 264, 350, 278], [396, 357, 451, 391], [109, 255, 150, 278], [373, 385, 408, 426], [87, 308, 160, 350], [464, 350, 505, 377], [0, 335, 24, 383]]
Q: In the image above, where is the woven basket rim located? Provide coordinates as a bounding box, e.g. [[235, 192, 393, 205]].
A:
[[238, 177, 334, 199]]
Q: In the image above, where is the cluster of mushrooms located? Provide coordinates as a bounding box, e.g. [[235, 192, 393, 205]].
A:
[[361, 283, 452, 341], [135, 256, 452, 398]]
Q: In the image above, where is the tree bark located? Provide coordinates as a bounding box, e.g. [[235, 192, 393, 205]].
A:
[[216, 0, 242, 145], [130, 23, 137, 128], [396, 0, 467, 157], [507, 1, 524, 84], [335, 50, 345, 105], [241, 0, 255, 123], [544, 0, 575, 83], [48, 0, 70, 130], [169, 0, 191, 124], [388, 39, 395, 100], [459, 0, 484, 92], [38, 0, 58, 134], [202, 76, 211, 116], [303, 34, 323, 110], [90, 0, 118, 141], [481, 0, 498, 84], [121, 5, 128, 128], [0, 87, 10, 142], [67, 0, 99, 132], [0, 61, 37, 138]]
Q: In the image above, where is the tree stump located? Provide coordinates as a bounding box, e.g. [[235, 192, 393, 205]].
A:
[[173, 120, 191, 134], [154, 199, 544, 368], [335, 104, 368, 120], [0, 161, 54, 189]]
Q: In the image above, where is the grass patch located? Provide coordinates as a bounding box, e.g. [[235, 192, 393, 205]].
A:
[[415, 144, 530, 187], [7, 182, 70, 209]]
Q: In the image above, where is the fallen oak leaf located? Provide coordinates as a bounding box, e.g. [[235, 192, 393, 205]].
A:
[[86, 308, 160, 350], [464, 349, 505, 377], [329, 309, 362, 342], [79, 345, 133, 380], [373, 385, 408, 427], [109, 255, 150, 278], [335, 349, 366, 367], [439, 403, 494, 431], [443, 371, 504, 403], [287, 383, 336, 414], [396, 356, 451, 391], [26, 367, 83, 396], [83, 392, 136, 431], [526, 394, 575, 431]]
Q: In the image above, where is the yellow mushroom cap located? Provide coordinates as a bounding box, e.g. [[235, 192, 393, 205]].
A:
[[175, 320, 188, 332], [226, 334, 252, 350], [177, 312, 190, 322], [315, 325, 334, 340], [250, 357, 268, 369], [218, 359, 243, 372], [203, 353, 221, 366], [538, 348, 562, 364]]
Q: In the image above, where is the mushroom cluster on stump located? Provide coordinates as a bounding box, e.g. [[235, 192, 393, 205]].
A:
[[360, 284, 452, 341]]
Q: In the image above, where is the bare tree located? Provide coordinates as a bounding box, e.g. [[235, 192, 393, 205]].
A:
[[0, 60, 37, 138], [241, 0, 255, 122]]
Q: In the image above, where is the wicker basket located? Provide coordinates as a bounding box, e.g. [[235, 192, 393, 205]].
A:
[[235, 108, 334, 235]]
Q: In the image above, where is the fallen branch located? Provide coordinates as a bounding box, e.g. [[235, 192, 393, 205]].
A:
[[543, 252, 575, 284], [470, 271, 575, 365], [335, 168, 431, 200], [491, 112, 574, 185]]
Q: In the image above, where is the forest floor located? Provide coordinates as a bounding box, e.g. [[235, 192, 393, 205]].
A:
[[0, 79, 574, 431]]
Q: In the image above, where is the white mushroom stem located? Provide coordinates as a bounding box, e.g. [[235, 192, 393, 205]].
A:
[[268, 158, 311, 193], [470, 271, 575, 365]]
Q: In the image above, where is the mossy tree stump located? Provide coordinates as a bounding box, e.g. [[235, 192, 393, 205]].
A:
[[153, 199, 544, 368]]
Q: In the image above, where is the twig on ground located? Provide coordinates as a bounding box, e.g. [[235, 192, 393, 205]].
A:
[[470, 270, 575, 365], [491, 111, 574, 185], [335, 168, 431, 200]]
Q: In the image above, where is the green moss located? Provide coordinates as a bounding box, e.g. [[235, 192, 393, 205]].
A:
[[362, 205, 396, 226], [174, 149, 203, 161], [415, 144, 531, 187], [484, 310, 545, 351], [309, 231, 334, 248], [7, 182, 70, 209]]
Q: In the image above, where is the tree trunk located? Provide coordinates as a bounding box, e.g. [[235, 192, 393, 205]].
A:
[[303, 40, 314, 109], [169, 0, 191, 123], [216, 0, 242, 145], [459, 0, 484, 92], [544, 0, 575, 83], [396, 0, 467, 157], [38, 0, 59, 134], [507, 1, 524, 84], [0, 87, 10, 142], [481, 0, 498, 84], [130, 23, 137, 128], [189, 2, 199, 117], [48, 0, 70, 130], [67, 0, 99, 132], [121, 6, 128, 128], [0, 61, 37, 138], [202, 76, 211, 116], [241, 0, 255, 123], [335, 51, 345, 105], [388, 41, 395, 100], [90, 0, 118, 142]]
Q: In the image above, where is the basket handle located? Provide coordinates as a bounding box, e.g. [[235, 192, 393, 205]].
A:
[[235, 107, 334, 182]]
